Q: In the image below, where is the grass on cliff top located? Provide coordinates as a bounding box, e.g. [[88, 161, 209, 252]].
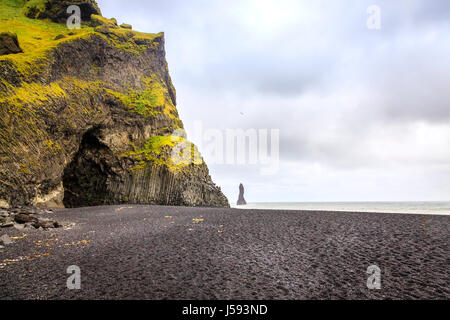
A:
[[91, 15, 163, 55], [0, 0, 163, 76], [123, 135, 204, 172], [23, 0, 47, 15], [0, 0, 95, 75]]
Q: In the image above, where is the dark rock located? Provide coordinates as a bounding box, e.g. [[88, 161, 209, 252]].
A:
[[237, 183, 247, 205], [14, 214, 38, 224], [33, 219, 61, 229], [25, 0, 102, 23], [34, 220, 49, 229], [0, 32, 23, 56], [54, 34, 66, 40]]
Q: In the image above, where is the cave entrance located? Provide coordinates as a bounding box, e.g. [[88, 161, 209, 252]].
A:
[[62, 128, 112, 208]]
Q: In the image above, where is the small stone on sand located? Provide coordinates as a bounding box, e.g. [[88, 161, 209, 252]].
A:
[[0, 234, 13, 245]]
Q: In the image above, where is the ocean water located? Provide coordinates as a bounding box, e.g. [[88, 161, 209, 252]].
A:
[[231, 202, 450, 215]]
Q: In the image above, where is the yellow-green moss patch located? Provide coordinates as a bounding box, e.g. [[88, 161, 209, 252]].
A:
[[0, 1, 164, 78], [122, 135, 204, 172], [107, 75, 180, 124], [0, 0, 97, 78]]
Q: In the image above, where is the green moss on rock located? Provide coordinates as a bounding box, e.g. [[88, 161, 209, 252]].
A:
[[90, 14, 118, 28], [122, 135, 204, 173], [108, 74, 179, 121], [120, 23, 132, 30]]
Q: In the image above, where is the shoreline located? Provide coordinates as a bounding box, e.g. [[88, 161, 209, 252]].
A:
[[231, 202, 450, 216]]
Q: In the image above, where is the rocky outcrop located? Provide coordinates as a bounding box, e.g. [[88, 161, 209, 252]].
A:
[[237, 183, 247, 205], [120, 24, 132, 30], [0, 1, 229, 208], [0, 32, 23, 56], [1, 206, 61, 230], [24, 0, 102, 22]]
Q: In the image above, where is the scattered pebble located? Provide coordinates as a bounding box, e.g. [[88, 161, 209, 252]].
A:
[[13, 224, 25, 230], [0, 234, 13, 245]]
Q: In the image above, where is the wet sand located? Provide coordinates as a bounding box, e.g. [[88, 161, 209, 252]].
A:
[[0, 205, 448, 299]]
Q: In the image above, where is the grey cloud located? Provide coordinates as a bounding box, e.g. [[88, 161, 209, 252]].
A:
[[97, 0, 450, 201]]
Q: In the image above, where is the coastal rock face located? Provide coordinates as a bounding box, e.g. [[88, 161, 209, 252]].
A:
[[237, 183, 247, 205], [0, 0, 229, 208]]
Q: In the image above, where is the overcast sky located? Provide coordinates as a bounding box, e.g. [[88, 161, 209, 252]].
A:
[[98, 0, 450, 203]]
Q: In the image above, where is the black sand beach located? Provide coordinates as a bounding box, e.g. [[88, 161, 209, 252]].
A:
[[0, 205, 448, 299]]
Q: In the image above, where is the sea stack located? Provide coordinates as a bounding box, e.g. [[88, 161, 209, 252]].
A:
[[237, 183, 247, 205]]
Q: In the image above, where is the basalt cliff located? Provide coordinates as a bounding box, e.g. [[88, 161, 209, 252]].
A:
[[0, 0, 229, 208]]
